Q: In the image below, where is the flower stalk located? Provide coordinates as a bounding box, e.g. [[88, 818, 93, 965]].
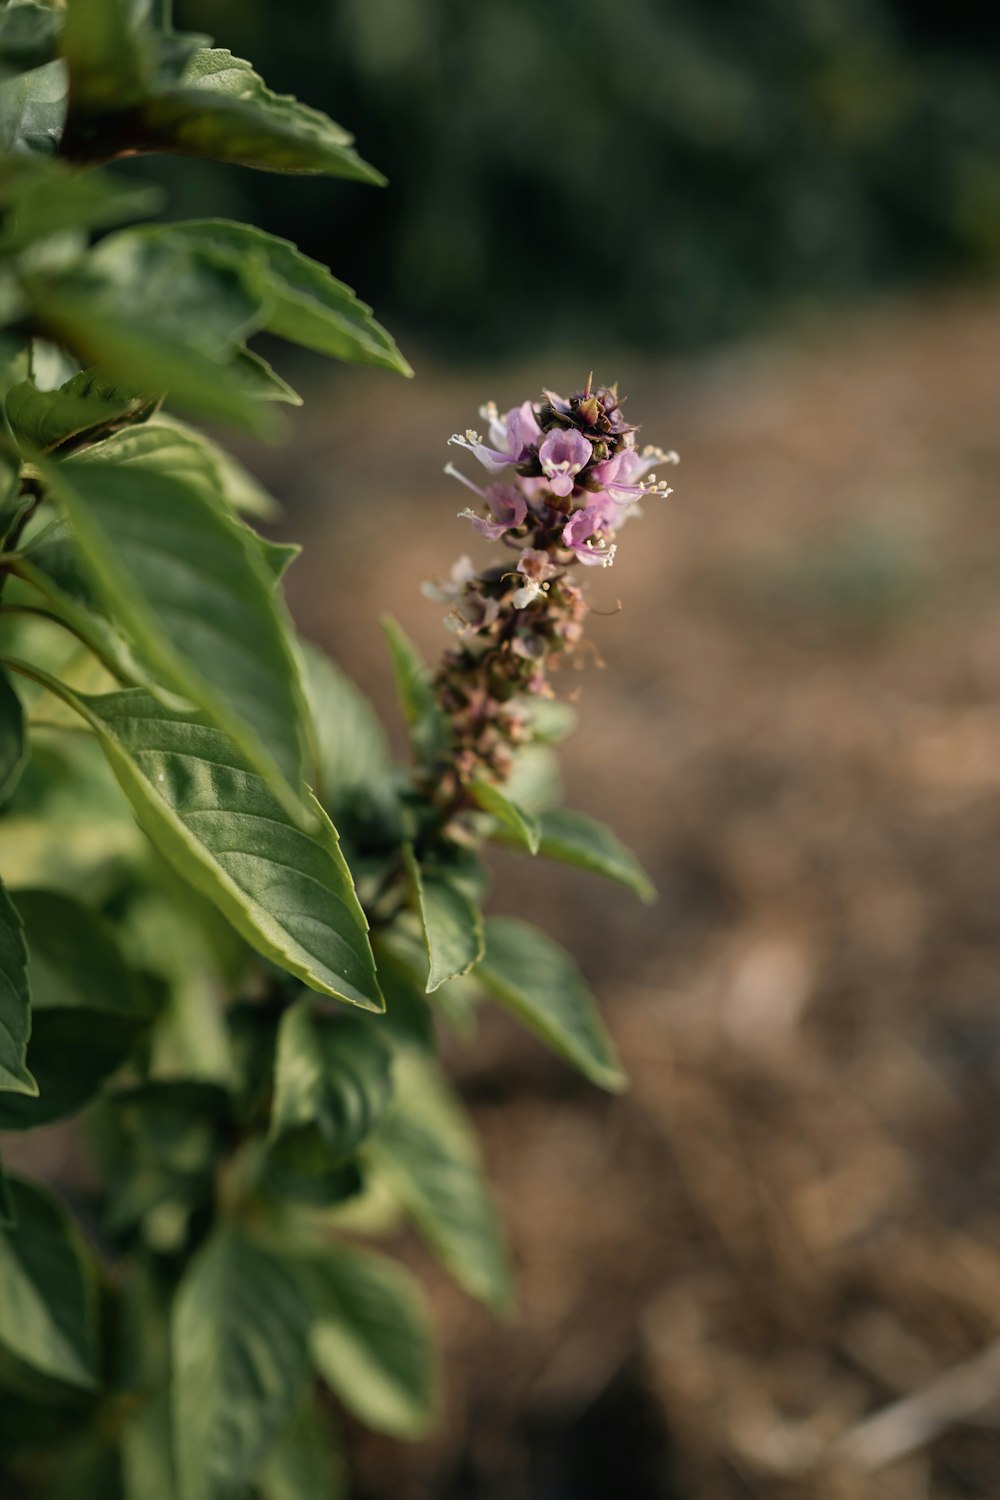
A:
[[422, 376, 677, 817]]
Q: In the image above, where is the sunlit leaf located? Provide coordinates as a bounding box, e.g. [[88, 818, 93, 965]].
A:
[[381, 615, 449, 764], [6, 367, 150, 451], [0, 156, 159, 253], [304, 1241, 438, 1438], [476, 916, 626, 1092], [166, 221, 411, 375], [38, 452, 311, 818], [470, 776, 539, 854], [532, 807, 656, 904], [369, 1049, 512, 1310], [259, 1393, 346, 1500], [403, 844, 483, 993], [23, 230, 270, 430], [12, 675, 383, 1012], [80, 415, 280, 518], [172, 1228, 310, 1500]]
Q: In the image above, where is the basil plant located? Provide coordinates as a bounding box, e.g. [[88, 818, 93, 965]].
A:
[[0, 3, 668, 1496]]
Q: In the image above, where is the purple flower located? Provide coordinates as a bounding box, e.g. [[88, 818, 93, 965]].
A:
[[538, 429, 592, 497], [562, 505, 617, 568], [449, 399, 542, 473], [589, 444, 678, 505], [446, 463, 528, 540]]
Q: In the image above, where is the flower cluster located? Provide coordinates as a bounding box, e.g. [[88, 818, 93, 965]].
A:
[[423, 377, 676, 807]]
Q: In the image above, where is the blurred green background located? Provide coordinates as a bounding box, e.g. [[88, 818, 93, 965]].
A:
[[168, 0, 1000, 359]]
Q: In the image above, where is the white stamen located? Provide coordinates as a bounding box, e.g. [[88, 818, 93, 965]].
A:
[[444, 462, 485, 498]]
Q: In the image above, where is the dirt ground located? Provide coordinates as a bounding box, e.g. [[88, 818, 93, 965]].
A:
[[265, 288, 1000, 1500]]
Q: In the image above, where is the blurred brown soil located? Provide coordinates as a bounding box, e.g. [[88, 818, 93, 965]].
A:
[[267, 288, 1000, 1499]]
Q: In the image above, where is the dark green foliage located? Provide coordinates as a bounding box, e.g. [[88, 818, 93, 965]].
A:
[[0, 6, 653, 1496]]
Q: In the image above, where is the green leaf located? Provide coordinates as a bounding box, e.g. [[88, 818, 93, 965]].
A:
[[0, 876, 35, 1097], [504, 742, 562, 812], [270, 997, 393, 1165], [80, 414, 281, 519], [38, 452, 312, 819], [369, 1050, 512, 1311], [232, 344, 301, 406], [23, 230, 271, 430], [6, 367, 151, 451], [0, 1176, 99, 1389], [470, 777, 540, 854], [476, 917, 626, 1093], [172, 1228, 310, 1500], [304, 1241, 437, 1439], [0, 662, 26, 804], [0, 887, 152, 1129], [0, 4, 62, 79], [0, 157, 159, 254], [62, 0, 152, 115], [165, 221, 411, 376], [403, 844, 484, 994], [15, 676, 383, 1012], [18, 518, 164, 691], [0, 58, 67, 156], [259, 1393, 346, 1500], [532, 807, 656, 904], [300, 640, 392, 816], [381, 615, 450, 764], [134, 48, 384, 182], [521, 695, 578, 744]]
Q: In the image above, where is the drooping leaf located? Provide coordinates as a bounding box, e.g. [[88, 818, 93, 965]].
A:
[[6, 367, 150, 451], [369, 1050, 512, 1311], [381, 615, 450, 764], [38, 453, 312, 819], [80, 415, 280, 518], [270, 997, 393, 1166], [531, 807, 656, 904], [0, 4, 62, 80], [0, 1176, 99, 1389], [300, 640, 392, 816], [165, 221, 411, 375], [259, 1393, 346, 1500], [0, 58, 67, 156], [0, 156, 159, 253], [470, 777, 539, 854], [132, 48, 385, 182], [0, 887, 153, 1130], [172, 1228, 310, 1500], [23, 230, 270, 430], [231, 344, 301, 406], [476, 917, 626, 1093], [0, 877, 35, 1097], [15, 674, 383, 1012], [0, 663, 26, 804], [403, 844, 484, 993], [304, 1241, 438, 1438]]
